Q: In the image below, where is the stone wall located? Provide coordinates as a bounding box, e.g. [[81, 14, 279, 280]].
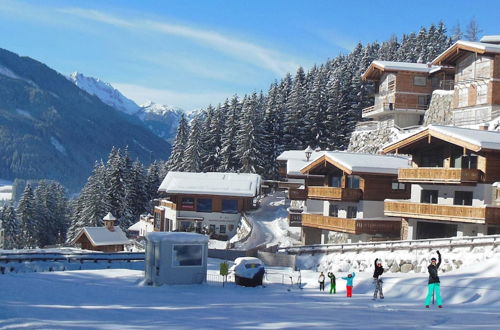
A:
[[347, 124, 402, 154], [423, 90, 454, 126]]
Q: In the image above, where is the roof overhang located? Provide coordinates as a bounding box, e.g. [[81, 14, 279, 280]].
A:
[[432, 41, 500, 66], [382, 128, 482, 154], [301, 155, 352, 175]]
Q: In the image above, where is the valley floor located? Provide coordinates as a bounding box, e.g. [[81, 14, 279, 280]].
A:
[[1, 257, 500, 329]]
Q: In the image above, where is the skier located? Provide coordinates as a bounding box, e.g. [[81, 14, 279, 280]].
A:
[[341, 272, 356, 297], [373, 258, 384, 300], [425, 250, 443, 308], [318, 272, 325, 291], [327, 272, 336, 294]]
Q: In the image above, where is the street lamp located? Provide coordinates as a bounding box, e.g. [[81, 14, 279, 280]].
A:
[[304, 146, 313, 161]]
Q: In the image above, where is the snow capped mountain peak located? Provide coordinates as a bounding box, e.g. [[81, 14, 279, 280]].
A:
[[139, 101, 182, 117], [68, 72, 140, 115]]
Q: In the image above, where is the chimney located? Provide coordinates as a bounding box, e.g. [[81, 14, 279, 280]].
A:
[[479, 124, 489, 131], [103, 212, 117, 231]]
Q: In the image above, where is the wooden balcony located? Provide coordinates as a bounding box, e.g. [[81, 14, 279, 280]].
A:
[[307, 186, 362, 201], [384, 200, 500, 224], [159, 200, 176, 210], [398, 168, 482, 183], [302, 213, 401, 236]]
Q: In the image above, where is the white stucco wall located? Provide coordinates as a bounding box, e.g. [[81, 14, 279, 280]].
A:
[[410, 183, 494, 206]]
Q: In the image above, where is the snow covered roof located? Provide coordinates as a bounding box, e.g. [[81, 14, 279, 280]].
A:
[[128, 222, 142, 232], [302, 151, 411, 175], [103, 212, 116, 221], [277, 150, 326, 175], [146, 232, 209, 244], [480, 35, 500, 44], [383, 125, 500, 153], [76, 227, 129, 246], [433, 40, 500, 65], [362, 60, 440, 80], [158, 172, 261, 197]]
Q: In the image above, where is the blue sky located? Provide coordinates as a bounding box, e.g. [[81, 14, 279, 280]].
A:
[[0, 0, 499, 110]]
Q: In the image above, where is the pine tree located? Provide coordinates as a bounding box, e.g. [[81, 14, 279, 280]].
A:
[[123, 160, 147, 228], [17, 184, 37, 248], [166, 113, 189, 171], [1, 204, 20, 249], [283, 67, 307, 150], [183, 116, 204, 172], [219, 96, 241, 172], [145, 160, 163, 211]]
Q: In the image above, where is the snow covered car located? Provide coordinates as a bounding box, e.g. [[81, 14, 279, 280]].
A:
[[231, 257, 265, 287]]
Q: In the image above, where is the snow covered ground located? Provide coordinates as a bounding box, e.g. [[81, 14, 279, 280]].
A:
[[235, 192, 301, 250], [1, 256, 500, 329], [0, 179, 12, 201]]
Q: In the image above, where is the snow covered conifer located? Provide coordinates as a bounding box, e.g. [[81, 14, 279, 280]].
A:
[[1, 204, 20, 249], [166, 113, 189, 171], [17, 184, 37, 248]]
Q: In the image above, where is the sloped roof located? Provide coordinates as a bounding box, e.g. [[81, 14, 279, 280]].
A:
[[76, 227, 129, 246], [301, 151, 411, 175], [277, 150, 326, 175], [362, 60, 440, 80], [158, 172, 261, 197], [383, 125, 500, 153], [433, 40, 500, 65], [480, 35, 500, 44]]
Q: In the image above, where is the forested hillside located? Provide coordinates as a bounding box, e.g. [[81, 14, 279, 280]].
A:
[[166, 23, 452, 179]]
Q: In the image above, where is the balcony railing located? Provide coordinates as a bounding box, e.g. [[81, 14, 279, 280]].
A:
[[384, 200, 500, 224], [362, 102, 428, 116], [398, 168, 482, 183], [307, 186, 363, 201], [302, 213, 401, 236], [159, 200, 176, 210]]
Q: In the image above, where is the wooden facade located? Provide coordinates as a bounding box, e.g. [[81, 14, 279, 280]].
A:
[[398, 168, 482, 184], [73, 232, 125, 252]]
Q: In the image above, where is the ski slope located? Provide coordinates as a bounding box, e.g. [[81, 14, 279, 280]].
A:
[[1, 256, 499, 329]]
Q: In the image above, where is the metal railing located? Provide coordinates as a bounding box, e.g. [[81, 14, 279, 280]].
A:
[[278, 234, 500, 255]]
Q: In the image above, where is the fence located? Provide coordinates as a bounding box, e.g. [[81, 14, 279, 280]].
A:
[[278, 234, 500, 255], [0, 252, 145, 263]]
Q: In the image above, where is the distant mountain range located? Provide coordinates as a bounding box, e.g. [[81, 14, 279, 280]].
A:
[[68, 72, 183, 143], [0, 48, 171, 191]]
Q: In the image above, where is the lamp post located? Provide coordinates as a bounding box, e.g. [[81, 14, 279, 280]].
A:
[[305, 146, 313, 161]]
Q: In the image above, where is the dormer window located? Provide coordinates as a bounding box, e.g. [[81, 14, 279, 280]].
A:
[[413, 76, 427, 86]]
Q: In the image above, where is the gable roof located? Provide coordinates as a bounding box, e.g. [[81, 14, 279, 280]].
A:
[[362, 60, 440, 80], [74, 227, 129, 246], [301, 151, 411, 175], [158, 172, 261, 197], [383, 125, 500, 153], [276, 150, 326, 175], [432, 40, 500, 65]]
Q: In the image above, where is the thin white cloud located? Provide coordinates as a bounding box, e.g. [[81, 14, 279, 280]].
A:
[[112, 82, 233, 111], [58, 8, 300, 76], [315, 29, 358, 52]]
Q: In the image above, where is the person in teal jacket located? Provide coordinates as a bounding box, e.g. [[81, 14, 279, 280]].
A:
[[341, 272, 356, 297]]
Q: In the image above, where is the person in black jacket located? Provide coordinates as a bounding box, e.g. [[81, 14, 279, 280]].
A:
[[373, 258, 384, 299], [425, 250, 442, 308]]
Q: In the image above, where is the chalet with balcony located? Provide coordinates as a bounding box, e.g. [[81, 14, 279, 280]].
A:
[[361, 61, 454, 128], [154, 172, 261, 240], [383, 125, 500, 239], [432, 37, 500, 125], [296, 151, 412, 244]]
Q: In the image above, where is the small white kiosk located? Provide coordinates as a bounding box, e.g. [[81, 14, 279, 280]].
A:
[[145, 232, 209, 286]]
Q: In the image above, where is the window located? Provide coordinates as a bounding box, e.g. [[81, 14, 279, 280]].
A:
[[330, 176, 342, 188], [461, 155, 478, 169], [418, 95, 430, 106], [421, 190, 438, 204], [219, 225, 226, 234], [458, 87, 468, 107], [209, 224, 216, 233], [454, 191, 473, 206], [228, 224, 235, 232], [346, 175, 360, 189], [347, 206, 357, 219], [196, 198, 212, 212], [181, 198, 195, 211], [421, 153, 443, 167], [172, 244, 203, 266], [392, 182, 406, 190], [413, 76, 427, 86], [222, 199, 238, 213], [154, 212, 161, 230], [329, 204, 339, 217]]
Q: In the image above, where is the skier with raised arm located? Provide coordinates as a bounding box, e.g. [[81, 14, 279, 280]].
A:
[[425, 250, 443, 308]]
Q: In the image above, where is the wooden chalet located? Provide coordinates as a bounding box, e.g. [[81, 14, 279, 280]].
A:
[[154, 172, 261, 240], [432, 37, 500, 125], [72, 213, 129, 252], [383, 125, 500, 239], [295, 151, 412, 244], [361, 60, 454, 128]]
